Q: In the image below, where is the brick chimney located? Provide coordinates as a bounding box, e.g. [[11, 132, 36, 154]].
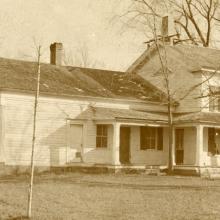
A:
[[161, 16, 175, 43], [50, 42, 63, 65]]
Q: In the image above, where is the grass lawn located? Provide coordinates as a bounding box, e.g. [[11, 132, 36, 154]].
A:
[[0, 173, 220, 220]]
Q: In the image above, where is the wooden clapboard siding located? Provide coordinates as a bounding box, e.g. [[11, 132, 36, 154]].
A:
[[138, 63, 202, 113], [82, 123, 113, 164], [130, 126, 169, 165], [0, 90, 168, 166], [2, 92, 137, 166]]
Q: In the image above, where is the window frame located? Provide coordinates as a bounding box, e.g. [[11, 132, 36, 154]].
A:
[[140, 126, 163, 151], [96, 125, 108, 148], [209, 86, 220, 112]]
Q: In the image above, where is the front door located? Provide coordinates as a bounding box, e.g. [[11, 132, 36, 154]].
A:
[[68, 124, 83, 162], [175, 129, 184, 164], [120, 127, 130, 164]]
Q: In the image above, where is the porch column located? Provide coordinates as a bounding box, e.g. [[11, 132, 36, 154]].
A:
[[172, 128, 176, 166], [0, 105, 5, 163], [196, 125, 203, 166], [112, 123, 120, 165]]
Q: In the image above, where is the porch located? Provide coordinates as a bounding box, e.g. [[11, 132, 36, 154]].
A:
[[173, 111, 220, 175], [67, 107, 169, 168], [174, 112, 220, 165], [67, 107, 220, 175]]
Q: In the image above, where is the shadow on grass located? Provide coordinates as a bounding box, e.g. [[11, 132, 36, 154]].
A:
[[0, 173, 30, 182], [36, 176, 220, 191], [6, 216, 29, 220], [1, 172, 220, 192]]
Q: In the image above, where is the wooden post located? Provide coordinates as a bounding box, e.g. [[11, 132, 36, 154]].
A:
[[196, 125, 203, 166], [0, 105, 5, 163], [172, 127, 176, 166], [112, 123, 120, 165], [27, 46, 41, 219], [167, 98, 174, 174]]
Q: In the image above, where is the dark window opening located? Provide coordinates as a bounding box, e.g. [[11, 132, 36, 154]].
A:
[[208, 128, 220, 155], [140, 127, 163, 150]]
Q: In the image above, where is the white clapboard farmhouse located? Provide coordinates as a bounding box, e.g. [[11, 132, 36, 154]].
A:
[[1, 38, 220, 176]]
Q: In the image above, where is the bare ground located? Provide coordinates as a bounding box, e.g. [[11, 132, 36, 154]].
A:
[[0, 173, 220, 220]]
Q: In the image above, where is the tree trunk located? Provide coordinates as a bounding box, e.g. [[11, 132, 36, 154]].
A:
[[27, 46, 41, 219], [167, 100, 174, 174]]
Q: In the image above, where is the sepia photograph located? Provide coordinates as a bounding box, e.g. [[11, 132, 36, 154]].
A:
[[0, 0, 220, 219]]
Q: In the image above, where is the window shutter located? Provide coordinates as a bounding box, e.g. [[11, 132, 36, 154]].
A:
[[157, 127, 163, 150]]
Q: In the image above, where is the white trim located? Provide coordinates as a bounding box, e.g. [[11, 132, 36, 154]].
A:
[[201, 68, 220, 73], [0, 88, 165, 106], [94, 120, 166, 127], [68, 119, 87, 125]]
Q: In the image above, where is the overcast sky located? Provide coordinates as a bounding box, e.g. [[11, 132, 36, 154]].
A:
[[0, 0, 147, 71]]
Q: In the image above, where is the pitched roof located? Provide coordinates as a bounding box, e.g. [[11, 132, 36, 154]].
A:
[[174, 112, 220, 124], [75, 106, 220, 125], [75, 107, 168, 123], [128, 44, 220, 74], [127, 44, 220, 102], [0, 57, 166, 103]]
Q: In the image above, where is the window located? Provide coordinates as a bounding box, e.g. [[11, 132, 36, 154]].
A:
[[175, 129, 184, 150], [209, 86, 220, 112], [140, 127, 163, 150], [208, 128, 220, 155], [96, 125, 108, 148]]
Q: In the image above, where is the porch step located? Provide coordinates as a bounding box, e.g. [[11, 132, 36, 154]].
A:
[[200, 167, 220, 179], [145, 166, 165, 176], [54, 163, 166, 175]]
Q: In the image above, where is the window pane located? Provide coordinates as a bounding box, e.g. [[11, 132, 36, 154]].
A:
[[157, 127, 163, 150], [97, 125, 102, 135], [102, 125, 108, 136], [102, 137, 107, 148], [96, 125, 108, 148], [96, 137, 102, 148], [149, 138, 155, 149], [146, 139, 151, 149], [140, 127, 156, 150], [209, 86, 220, 112], [151, 128, 156, 136], [140, 127, 146, 149]]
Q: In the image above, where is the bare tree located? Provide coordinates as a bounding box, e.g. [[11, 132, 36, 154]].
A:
[[171, 0, 220, 46], [27, 45, 42, 218], [118, 0, 220, 46], [117, 1, 220, 173], [64, 42, 105, 68], [148, 18, 175, 173]]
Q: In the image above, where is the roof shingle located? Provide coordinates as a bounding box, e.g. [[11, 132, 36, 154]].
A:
[[0, 57, 166, 103]]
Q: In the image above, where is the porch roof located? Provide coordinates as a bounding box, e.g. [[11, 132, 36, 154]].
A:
[[174, 112, 220, 124], [75, 107, 168, 123], [74, 108, 220, 125]]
